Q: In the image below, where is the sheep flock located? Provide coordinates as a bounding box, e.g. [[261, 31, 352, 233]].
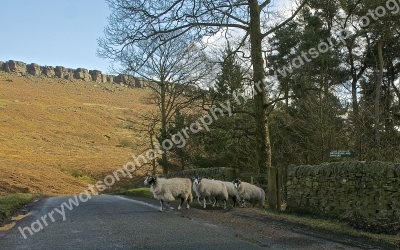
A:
[[143, 176, 266, 212]]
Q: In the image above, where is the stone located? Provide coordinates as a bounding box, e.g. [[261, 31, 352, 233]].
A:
[[74, 68, 91, 81], [27, 63, 41, 76], [106, 75, 114, 83], [286, 161, 400, 222], [42, 66, 55, 78], [115, 74, 135, 86], [101, 74, 107, 83], [55, 66, 66, 78], [135, 78, 144, 88], [3, 61, 10, 72], [64, 68, 74, 80], [89, 70, 104, 83], [7, 60, 27, 76]]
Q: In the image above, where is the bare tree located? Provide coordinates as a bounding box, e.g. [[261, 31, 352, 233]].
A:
[[98, 0, 309, 210], [138, 113, 160, 176], [102, 34, 210, 174]]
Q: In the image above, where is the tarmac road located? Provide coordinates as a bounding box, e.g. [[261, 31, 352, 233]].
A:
[[0, 194, 267, 250], [0, 194, 396, 250]]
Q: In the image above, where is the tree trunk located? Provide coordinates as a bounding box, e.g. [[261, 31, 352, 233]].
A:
[[248, 0, 277, 210], [347, 43, 365, 161], [319, 82, 324, 162], [351, 78, 361, 160], [160, 81, 169, 174], [375, 41, 384, 160], [149, 132, 157, 176]]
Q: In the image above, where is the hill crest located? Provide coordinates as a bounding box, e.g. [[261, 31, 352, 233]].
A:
[[0, 70, 155, 196]]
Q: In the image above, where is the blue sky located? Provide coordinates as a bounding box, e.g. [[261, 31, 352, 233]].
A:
[[0, 0, 111, 73], [0, 0, 291, 74]]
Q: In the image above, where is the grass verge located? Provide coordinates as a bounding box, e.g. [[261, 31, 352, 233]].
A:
[[263, 208, 400, 248], [0, 193, 40, 225], [123, 188, 153, 198]]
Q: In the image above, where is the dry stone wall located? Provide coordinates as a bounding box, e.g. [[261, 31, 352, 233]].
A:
[[286, 161, 400, 221], [163, 167, 239, 182], [132, 167, 238, 189]]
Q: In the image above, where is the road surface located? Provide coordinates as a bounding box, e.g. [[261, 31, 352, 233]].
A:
[[0, 195, 395, 249]]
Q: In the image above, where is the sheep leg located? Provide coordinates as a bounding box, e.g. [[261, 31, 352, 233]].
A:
[[223, 199, 227, 209], [186, 198, 190, 209], [167, 202, 174, 210], [203, 198, 207, 209], [197, 197, 202, 206], [214, 198, 220, 207], [178, 198, 184, 210], [240, 199, 245, 208], [232, 197, 237, 207], [212, 198, 217, 207], [159, 200, 164, 212]]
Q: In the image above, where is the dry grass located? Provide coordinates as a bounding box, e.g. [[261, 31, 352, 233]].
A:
[[0, 72, 156, 196]]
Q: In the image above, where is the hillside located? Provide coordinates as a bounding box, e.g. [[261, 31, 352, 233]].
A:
[[0, 72, 156, 196]]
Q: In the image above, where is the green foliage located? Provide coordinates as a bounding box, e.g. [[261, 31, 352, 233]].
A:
[[0, 193, 37, 222], [190, 46, 257, 172], [59, 166, 95, 183], [214, 45, 244, 97], [124, 188, 153, 198]]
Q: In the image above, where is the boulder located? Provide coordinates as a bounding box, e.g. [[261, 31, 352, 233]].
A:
[[7, 60, 27, 76], [134, 78, 142, 88], [101, 74, 108, 83], [0, 61, 4, 71], [27, 63, 41, 76], [54, 66, 74, 80], [42, 66, 55, 78], [55, 66, 66, 78], [89, 70, 104, 83], [106, 75, 114, 83], [3, 61, 10, 72], [64, 68, 74, 80], [115, 74, 135, 87], [141, 79, 159, 90], [74, 68, 91, 81]]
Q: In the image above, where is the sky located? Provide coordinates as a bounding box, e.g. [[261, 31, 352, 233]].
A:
[[0, 0, 112, 73], [0, 0, 292, 74]]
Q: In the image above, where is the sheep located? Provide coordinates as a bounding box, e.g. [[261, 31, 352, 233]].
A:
[[144, 176, 193, 212], [223, 181, 240, 207], [192, 177, 228, 209], [191, 177, 215, 206], [232, 179, 265, 208], [206, 181, 239, 208]]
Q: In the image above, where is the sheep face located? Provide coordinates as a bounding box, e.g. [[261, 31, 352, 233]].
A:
[[192, 176, 202, 185], [144, 176, 156, 185], [233, 179, 241, 189]]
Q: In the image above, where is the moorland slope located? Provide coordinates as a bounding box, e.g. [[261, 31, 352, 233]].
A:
[[0, 72, 155, 196]]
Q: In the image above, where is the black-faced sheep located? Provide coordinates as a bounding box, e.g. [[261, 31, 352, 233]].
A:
[[144, 176, 193, 212], [232, 179, 265, 208], [192, 177, 228, 209], [223, 181, 240, 207]]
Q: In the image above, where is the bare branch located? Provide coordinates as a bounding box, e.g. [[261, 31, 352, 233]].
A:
[[262, 0, 309, 38], [259, 0, 271, 11]]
